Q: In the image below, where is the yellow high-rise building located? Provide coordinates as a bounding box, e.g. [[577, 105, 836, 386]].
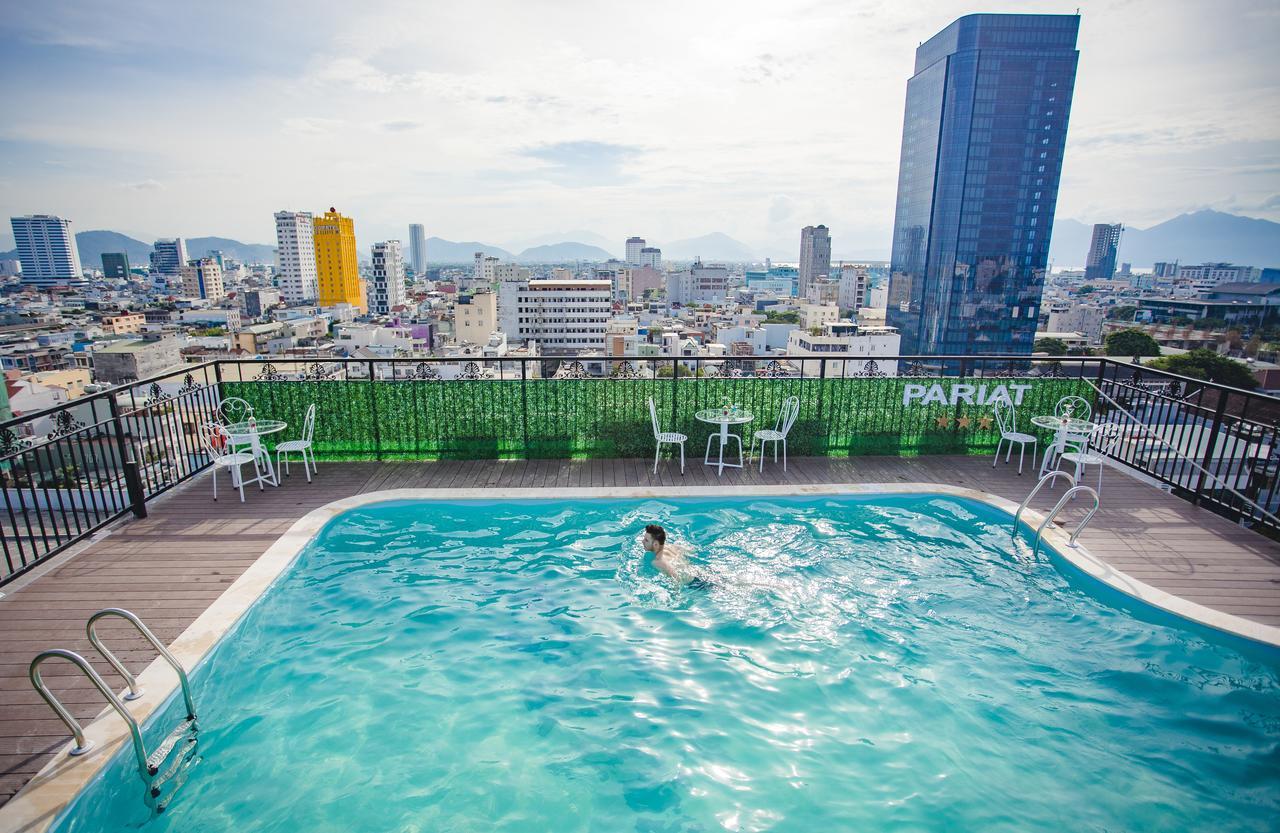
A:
[[312, 207, 366, 312]]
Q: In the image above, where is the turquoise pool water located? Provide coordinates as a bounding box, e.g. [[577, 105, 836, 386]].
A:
[[49, 496, 1280, 832]]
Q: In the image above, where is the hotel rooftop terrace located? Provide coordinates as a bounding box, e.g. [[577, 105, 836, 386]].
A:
[[1, 354, 1278, 822]]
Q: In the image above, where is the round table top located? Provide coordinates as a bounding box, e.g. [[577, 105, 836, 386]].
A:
[[694, 408, 754, 425], [1030, 415, 1094, 433], [225, 419, 288, 437]]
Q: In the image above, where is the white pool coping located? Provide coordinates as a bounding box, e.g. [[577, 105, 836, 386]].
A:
[[3, 482, 1278, 833]]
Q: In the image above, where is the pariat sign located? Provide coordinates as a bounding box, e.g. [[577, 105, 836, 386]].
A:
[[902, 383, 1032, 408]]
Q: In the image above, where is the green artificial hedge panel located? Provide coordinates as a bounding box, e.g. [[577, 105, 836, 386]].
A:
[[222, 376, 1096, 461]]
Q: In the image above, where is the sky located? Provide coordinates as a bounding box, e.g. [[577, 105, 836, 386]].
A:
[[1, 0, 1277, 259]]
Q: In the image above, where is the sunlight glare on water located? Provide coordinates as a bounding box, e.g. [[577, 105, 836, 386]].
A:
[[48, 496, 1280, 832]]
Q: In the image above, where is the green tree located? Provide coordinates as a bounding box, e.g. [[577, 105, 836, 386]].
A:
[[1034, 337, 1069, 356], [1078, 284, 1096, 295], [1106, 305, 1137, 321], [1190, 317, 1227, 330], [763, 310, 799, 325], [1148, 349, 1257, 389], [1104, 328, 1161, 357]]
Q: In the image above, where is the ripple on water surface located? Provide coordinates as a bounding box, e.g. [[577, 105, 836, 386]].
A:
[[49, 496, 1280, 833]]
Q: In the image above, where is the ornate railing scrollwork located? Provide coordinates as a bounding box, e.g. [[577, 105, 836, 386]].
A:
[[554, 361, 588, 380], [858, 360, 885, 378], [177, 373, 200, 395], [143, 383, 170, 408], [412, 362, 441, 380], [762, 360, 788, 378], [459, 361, 484, 380], [0, 427, 31, 457], [610, 361, 640, 379], [898, 361, 929, 378], [258, 363, 287, 382], [46, 410, 87, 440]]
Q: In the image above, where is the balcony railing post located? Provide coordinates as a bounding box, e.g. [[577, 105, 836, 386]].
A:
[[368, 361, 382, 461], [106, 395, 146, 519], [520, 359, 529, 458], [671, 357, 678, 428], [1193, 389, 1230, 507], [817, 358, 827, 452]]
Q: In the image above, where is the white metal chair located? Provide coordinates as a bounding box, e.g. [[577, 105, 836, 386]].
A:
[[199, 421, 256, 502], [750, 396, 800, 472], [275, 404, 318, 482], [216, 397, 254, 425], [1058, 422, 1125, 494], [1055, 395, 1092, 422], [648, 397, 686, 474], [1043, 395, 1094, 473], [992, 400, 1037, 474]]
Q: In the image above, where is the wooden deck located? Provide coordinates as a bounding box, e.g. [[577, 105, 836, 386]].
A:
[[2, 455, 1279, 806]]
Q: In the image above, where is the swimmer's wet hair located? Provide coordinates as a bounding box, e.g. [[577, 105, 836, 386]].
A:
[[645, 524, 666, 545]]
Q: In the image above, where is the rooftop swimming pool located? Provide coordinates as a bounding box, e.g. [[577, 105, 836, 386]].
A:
[[46, 495, 1280, 832]]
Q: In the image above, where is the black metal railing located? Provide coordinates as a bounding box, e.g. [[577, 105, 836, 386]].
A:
[[1, 354, 1277, 584]]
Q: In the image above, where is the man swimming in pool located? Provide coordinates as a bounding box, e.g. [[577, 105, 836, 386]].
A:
[[642, 524, 684, 580], [642, 524, 714, 588]]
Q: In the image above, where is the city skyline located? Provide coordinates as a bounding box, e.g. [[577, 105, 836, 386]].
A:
[[1, 1, 1276, 256]]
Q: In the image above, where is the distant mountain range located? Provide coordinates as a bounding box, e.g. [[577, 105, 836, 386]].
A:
[[4, 210, 1272, 274], [424, 237, 512, 262], [1048, 210, 1280, 269], [0, 230, 278, 269]]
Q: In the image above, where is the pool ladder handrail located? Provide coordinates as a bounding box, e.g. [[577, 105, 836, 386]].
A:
[[28, 608, 199, 784], [28, 650, 154, 781], [87, 607, 198, 721], [1032, 485, 1101, 557], [1013, 472, 1101, 557]]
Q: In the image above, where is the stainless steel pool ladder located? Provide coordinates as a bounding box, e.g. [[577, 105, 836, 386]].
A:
[[1013, 471, 1101, 557], [28, 608, 199, 791]]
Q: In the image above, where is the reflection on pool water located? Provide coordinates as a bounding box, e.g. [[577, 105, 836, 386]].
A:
[[49, 496, 1280, 832]]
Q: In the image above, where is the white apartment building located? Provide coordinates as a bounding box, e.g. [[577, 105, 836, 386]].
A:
[[786, 322, 901, 376], [472, 253, 499, 289], [9, 215, 83, 286], [799, 303, 840, 331], [667, 261, 729, 305], [1179, 262, 1262, 293], [334, 323, 428, 357], [639, 247, 662, 270], [454, 290, 498, 346], [837, 265, 869, 313], [494, 264, 532, 339], [369, 240, 407, 316], [625, 236, 645, 265], [274, 211, 318, 304], [1046, 303, 1105, 344], [179, 258, 225, 301], [515, 280, 611, 354]]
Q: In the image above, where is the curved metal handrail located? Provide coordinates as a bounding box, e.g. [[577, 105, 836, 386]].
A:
[[87, 608, 197, 720], [29, 649, 153, 778], [1033, 485, 1101, 558], [1012, 470, 1078, 532]]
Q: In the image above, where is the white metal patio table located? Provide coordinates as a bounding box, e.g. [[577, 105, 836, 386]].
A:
[[224, 419, 288, 489], [695, 408, 754, 476], [1031, 414, 1096, 478]]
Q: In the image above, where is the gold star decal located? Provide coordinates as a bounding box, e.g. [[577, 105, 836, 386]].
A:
[[956, 416, 972, 429], [935, 415, 952, 429], [977, 415, 994, 431]]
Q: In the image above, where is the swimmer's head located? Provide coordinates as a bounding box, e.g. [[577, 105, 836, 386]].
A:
[[642, 524, 666, 553]]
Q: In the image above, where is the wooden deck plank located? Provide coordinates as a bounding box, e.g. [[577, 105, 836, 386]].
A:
[[1, 454, 1278, 807]]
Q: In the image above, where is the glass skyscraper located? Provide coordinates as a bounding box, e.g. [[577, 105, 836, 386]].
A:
[[886, 14, 1079, 356]]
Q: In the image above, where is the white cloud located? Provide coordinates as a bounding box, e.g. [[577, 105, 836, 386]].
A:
[[0, 0, 1275, 255]]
